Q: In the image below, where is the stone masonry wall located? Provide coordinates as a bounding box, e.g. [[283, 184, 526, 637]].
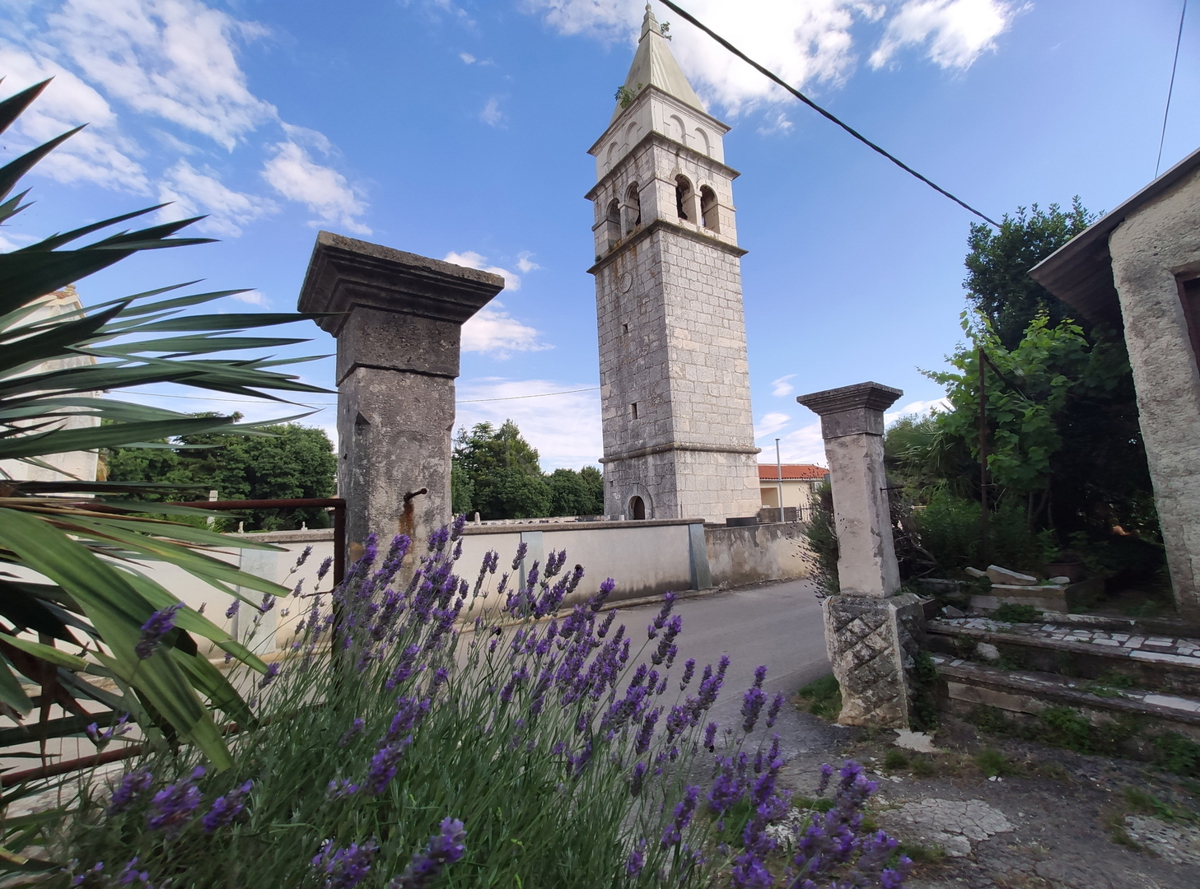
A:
[[1109, 167, 1200, 621]]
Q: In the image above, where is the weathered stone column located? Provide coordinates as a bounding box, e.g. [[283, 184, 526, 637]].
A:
[[298, 232, 504, 555], [797, 382, 923, 727]]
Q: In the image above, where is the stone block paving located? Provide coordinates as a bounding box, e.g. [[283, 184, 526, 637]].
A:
[[931, 617, 1200, 667]]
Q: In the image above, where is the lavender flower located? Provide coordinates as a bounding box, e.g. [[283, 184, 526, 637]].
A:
[[295, 545, 313, 568], [225, 600, 240, 620], [630, 761, 648, 796], [703, 721, 718, 751], [625, 840, 647, 876], [390, 817, 467, 889], [135, 603, 183, 659], [259, 662, 281, 688], [201, 780, 252, 833], [339, 718, 366, 747], [317, 556, 334, 582], [647, 591, 677, 639], [312, 839, 378, 889], [86, 713, 131, 746], [366, 736, 412, 794], [741, 666, 769, 733], [327, 779, 360, 799], [661, 785, 700, 846], [259, 592, 276, 614], [115, 857, 151, 887], [147, 766, 205, 835], [680, 658, 696, 691], [765, 691, 785, 728], [107, 769, 153, 815]]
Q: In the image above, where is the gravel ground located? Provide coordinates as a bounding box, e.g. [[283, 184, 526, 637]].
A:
[[774, 712, 1200, 889]]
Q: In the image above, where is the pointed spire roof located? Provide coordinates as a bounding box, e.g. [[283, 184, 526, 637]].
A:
[[611, 4, 707, 123]]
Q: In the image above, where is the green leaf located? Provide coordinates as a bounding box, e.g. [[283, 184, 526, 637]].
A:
[[0, 656, 32, 714], [0, 126, 82, 204], [0, 79, 50, 137], [0, 508, 231, 764], [0, 636, 86, 671]]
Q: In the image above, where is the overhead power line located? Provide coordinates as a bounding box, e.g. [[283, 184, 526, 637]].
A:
[[1156, 0, 1189, 177], [126, 387, 601, 407], [658, 0, 1000, 228], [456, 387, 600, 404]]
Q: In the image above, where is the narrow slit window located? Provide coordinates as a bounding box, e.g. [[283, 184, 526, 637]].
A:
[[624, 182, 642, 233], [1180, 276, 1200, 369], [630, 402, 639, 419], [622, 323, 629, 335]]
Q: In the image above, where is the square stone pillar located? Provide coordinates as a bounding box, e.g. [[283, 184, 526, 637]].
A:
[[797, 381, 922, 727], [298, 232, 504, 554]]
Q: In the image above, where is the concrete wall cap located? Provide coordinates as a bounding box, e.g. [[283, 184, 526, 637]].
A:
[[298, 231, 505, 333]]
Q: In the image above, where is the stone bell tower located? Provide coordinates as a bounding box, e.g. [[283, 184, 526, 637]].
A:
[[586, 4, 761, 523]]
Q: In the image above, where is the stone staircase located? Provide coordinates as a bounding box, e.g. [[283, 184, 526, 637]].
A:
[[924, 611, 1200, 752]]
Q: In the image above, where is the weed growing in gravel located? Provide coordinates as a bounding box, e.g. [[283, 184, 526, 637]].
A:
[[795, 674, 842, 722]]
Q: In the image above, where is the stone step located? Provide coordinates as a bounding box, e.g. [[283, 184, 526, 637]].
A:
[[933, 655, 1200, 748], [926, 617, 1200, 697]]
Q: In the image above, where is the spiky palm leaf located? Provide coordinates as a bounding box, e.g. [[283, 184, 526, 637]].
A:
[[0, 79, 331, 775]]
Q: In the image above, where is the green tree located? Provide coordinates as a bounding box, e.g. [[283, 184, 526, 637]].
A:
[[107, 420, 337, 531], [453, 421, 552, 520], [964, 199, 1095, 350], [579, 465, 605, 515]]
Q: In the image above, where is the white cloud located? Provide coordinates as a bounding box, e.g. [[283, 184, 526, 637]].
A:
[[455, 378, 602, 470], [46, 0, 276, 150], [461, 305, 552, 359], [480, 97, 503, 127], [770, 374, 797, 397], [527, 0, 1011, 119], [262, 142, 370, 235], [754, 411, 791, 438], [516, 250, 541, 274], [870, 0, 1021, 70], [459, 51, 476, 64], [228, 289, 267, 305], [443, 250, 522, 290], [0, 45, 150, 192], [526, 0, 878, 116], [158, 159, 277, 236], [884, 397, 951, 425], [773, 420, 827, 465]]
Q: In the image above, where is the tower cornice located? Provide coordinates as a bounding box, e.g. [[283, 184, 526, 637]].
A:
[[588, 85, 728, 158], [586, 217, 747, 277], [585, 130, 740, 203]]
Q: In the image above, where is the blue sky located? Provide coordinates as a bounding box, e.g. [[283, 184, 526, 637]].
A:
[[2, 0, 1197, 470]]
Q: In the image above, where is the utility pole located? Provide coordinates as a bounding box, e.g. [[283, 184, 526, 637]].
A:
[[775, 438, 785, 521]]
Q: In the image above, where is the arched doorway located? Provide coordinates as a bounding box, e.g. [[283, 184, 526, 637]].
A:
[[629, 495, 646, 520]]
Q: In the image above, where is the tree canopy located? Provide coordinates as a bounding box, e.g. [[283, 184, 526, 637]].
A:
[[452, 421, 604, 520], [106, 418, 337, 531]]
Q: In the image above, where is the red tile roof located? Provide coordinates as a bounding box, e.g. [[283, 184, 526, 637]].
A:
[[758, 464, 829, 481]]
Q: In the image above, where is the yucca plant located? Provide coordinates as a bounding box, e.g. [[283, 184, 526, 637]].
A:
[[0, 76, 329, 804]]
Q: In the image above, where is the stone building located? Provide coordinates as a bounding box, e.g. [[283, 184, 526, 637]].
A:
[[1030, 145, 1200, 623], [586, 5, 761, 523], [0, 285, 100, 483]]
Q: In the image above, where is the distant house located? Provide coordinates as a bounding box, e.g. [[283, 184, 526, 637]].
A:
[[1030, 146, 1200, 624], [758, 463, 829, 513]]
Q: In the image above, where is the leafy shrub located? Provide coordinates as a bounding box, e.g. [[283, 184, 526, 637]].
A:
[[991, 603, 1041, 623], [1152, 733, 1200, 778], [913, 490, 1056, 573], [55, 524, 910, 888], [802, 481, 839, 595]]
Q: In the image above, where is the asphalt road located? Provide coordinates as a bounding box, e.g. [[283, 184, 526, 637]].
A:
[[614, 577, 845, 758]]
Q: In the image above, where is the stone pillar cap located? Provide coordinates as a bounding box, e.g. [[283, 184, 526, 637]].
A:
[[298, 231, 505, 336], [796, 382, 903, 439], [796, 381, 903, 416]]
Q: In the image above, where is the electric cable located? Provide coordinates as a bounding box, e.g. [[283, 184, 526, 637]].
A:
[[658, 0, 1000, 227], [1156, 0, 1189, 177]]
